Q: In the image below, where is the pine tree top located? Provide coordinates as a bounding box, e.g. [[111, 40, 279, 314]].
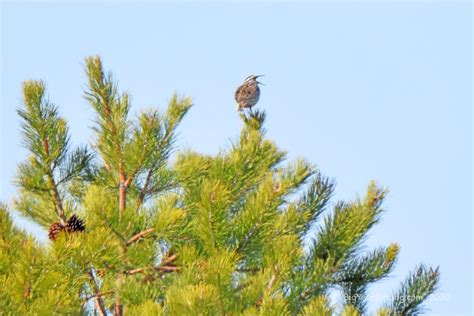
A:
[[1, 56, 439, 316]]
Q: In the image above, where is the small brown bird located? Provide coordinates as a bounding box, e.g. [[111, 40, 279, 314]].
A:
[[235, 75, 264, 112]]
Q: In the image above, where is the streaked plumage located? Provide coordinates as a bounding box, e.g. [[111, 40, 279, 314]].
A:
[[235, 75, 263, 111]]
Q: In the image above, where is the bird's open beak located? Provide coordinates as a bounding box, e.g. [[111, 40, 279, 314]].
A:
[[256, 75, 265, 85], [257, 81, 265, 85]]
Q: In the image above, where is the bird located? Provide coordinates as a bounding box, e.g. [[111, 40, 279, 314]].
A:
[[235, 75, 264, 112]]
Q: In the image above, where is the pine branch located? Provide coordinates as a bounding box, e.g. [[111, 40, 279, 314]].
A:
[[126, 227, 155, 246], [88, 268, 107, 316], [47, 171, 66, 224], [17, 80, 76, 225], [387, 265, 440, 315], [122, 111, 162, 190], [297, 171, 335, 236], [255, 272, 278, 307], [267, 274, 276, 290], [57, 146, 94, 184], [114, 296, 123, 316], [241, 109, 266, 131], [162, 254, 178, 265], [125, 254, 179, 275], [126, 265, 180, 275], [82, 291, 114, 305], [133, 97, 191, 209], [335, 244, 400, 313], [308, 182, 388, 268], [7, 56, 442, 316], [84, 56, 129, 220], [136, 168, 154, 210]]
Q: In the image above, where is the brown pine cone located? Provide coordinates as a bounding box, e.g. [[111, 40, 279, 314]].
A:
[[48, 222, 65, 241], [65, 214, 85, 233]]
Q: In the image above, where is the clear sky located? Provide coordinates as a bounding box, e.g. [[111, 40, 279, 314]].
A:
[[1, 1, 472, 314]]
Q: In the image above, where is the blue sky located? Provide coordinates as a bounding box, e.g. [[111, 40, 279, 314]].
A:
[[1, 1, 471, 314]]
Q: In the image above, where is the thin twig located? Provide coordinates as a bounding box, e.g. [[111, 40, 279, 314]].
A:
[[162, 254, 177, 265], [50, 179, 66, 225], [114, 272, 124, 316], [88, 268, 107, 316], [82, 291, 114, 304], [136, 168, 154, 210], [125, 254, 179, 275], [126, 267, 145, 275], [157, 265, 180, 272], [114, 296, 123, 316], [256, 272, 278, 307], [118, 173, 126, 220], [126, 227, 155, 245], [43, 138, 67, 225], [267, 274, 276, 290], [125, 265, 180, 275]]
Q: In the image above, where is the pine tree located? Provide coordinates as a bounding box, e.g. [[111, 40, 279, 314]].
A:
[[0, 56, 439, 315]]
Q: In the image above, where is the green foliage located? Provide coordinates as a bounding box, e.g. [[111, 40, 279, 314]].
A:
[[0, 206, 83, 314], [335, 243, 400, 312], [0, 56, 440, 315], [301, 296, 334, 315], [386, 265, 440, 315], [15, 80, 92, 227], [342, 304, 362, 316]]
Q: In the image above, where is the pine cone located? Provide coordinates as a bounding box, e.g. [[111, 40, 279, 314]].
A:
[[48, 222, 65, 241], [66, 214, 85, 233]]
